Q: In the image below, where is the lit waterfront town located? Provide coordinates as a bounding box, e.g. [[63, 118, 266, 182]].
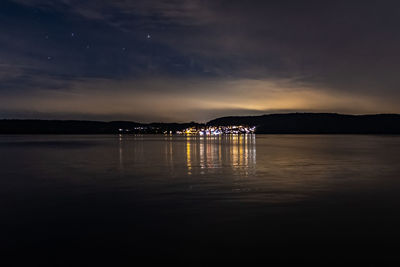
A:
[[177, 125, 256, 135], [122, 125, 256, 135]]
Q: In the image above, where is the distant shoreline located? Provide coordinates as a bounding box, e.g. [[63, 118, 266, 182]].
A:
[[1, 113, 400, 134]]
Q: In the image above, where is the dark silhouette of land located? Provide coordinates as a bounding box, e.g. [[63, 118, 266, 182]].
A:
[[208, 113, 400, 134], [1, 113, 400, 134], [0, 120, 202, 134]]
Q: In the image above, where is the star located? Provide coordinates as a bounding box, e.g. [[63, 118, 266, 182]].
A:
[[147, 34, 151, 39], [71, 32, 75, 37], [47, 56, 52, 60]]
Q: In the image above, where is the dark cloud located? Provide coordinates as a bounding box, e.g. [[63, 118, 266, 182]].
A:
[[1, 0, 400, 121]]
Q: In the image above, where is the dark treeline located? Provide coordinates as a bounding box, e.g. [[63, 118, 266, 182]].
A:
[[208, 113, 400, 134], [1, 113, 400, 134], [0, 120, 202, 134]]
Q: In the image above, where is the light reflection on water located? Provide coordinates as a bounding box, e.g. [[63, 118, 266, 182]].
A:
[[182, 135, 256, 175], [117, 134, 257, 176]]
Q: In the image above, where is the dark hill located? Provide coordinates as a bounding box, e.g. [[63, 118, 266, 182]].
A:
[[207, 113, 400, 134]]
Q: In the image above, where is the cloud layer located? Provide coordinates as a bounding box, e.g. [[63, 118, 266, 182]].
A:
[[1, 0, 400, 121]]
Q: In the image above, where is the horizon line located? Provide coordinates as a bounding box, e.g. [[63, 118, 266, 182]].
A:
[[1, 112, 400, 124]]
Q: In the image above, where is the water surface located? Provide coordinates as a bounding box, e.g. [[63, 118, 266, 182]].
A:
[[1, 135, 400, 264]]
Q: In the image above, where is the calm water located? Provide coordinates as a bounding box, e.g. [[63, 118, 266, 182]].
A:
[[1, 134, 400, 264]]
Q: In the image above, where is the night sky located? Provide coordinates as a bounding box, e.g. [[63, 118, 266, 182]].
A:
[[1, 0, 400, 122]]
